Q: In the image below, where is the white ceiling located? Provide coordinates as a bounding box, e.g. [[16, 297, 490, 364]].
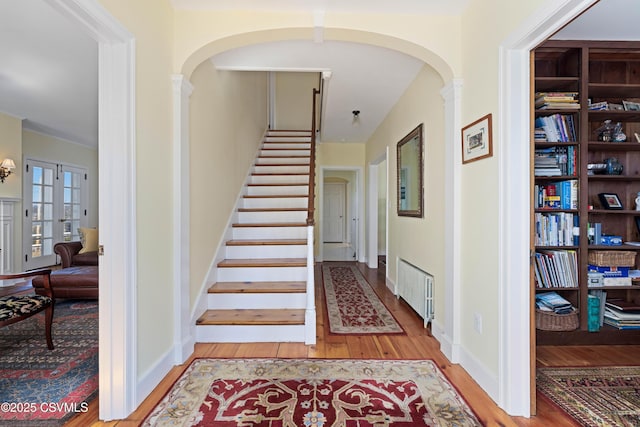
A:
[[0, 0, 636, 148]]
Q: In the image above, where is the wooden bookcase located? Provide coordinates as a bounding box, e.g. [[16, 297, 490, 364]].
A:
[[533, 40, 640, 345]]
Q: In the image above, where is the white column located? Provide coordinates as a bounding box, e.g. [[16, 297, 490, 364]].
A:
[[172, 75, 194, 363]]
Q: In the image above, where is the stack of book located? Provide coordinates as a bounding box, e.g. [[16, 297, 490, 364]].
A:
[[535, 92, 580, 110], [534, 114, 578, 142], [604, 299, 640, 330], [536, 291, 575, 314], [534, 146, 577, 176], [534, 212, 579, 247]]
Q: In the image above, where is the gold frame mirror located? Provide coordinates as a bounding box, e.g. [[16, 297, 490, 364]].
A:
[[397, 124, 424, 218]]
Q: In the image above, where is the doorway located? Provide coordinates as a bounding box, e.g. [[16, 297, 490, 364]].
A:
[[22, 159, 88, 270], [319, 167, 364, 262]]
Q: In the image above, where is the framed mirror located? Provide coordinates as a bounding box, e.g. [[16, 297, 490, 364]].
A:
[[397, 124, 424, 218]]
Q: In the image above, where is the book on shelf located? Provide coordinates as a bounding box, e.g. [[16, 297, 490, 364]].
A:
[[605, 299, 640, 312], [534, 212, 579, 246], [604, 304, 640, 329], [534, 147, 577, 177], [587, 294, 600, 332], [535, 92, 580, 110], [534, 114, 578, 142], [534, 180, 578, 209], [589, 290, 607, 327], [535, 291, 575, 314], [534, 250, 578, 288]]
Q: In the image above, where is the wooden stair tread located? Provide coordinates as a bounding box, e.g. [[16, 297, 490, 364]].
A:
[[247, 183, 308, 187], [261, 148, 310, 151], [252, 172, 309, 176], [243, 194, 309, 199], [226, 239, 306, 246], [254, 163, 310, 166], [197, 309, 305, 325], [232, 222, 306, 228], [208, 281, 306, 293], [238, 207, 307, 212], [218, 258, 307, 268], [258, 155, 310, 158]]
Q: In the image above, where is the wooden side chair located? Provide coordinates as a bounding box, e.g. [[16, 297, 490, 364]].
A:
[[0, 269, 54, 350]]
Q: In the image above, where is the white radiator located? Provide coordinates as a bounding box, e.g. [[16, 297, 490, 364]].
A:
[[397, 258, 434, 328]]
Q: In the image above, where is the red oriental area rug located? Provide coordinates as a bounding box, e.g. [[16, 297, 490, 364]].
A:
[[322, 263, 404, 334], [0, 299, 98, 426], [537, 366, 640, 427], [143, 358, 482, 426]]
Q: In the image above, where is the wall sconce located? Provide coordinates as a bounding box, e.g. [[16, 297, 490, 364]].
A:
[[0, 159, 16, 183]]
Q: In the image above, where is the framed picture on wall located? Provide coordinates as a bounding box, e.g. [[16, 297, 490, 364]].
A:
[[461, 114, 493, 164]]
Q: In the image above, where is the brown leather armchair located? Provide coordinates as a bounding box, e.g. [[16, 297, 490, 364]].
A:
[[54, 241, 99, 268]]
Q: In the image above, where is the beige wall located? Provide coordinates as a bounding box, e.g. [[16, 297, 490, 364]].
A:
[[0, 113, 23, 272], [22, 130, 99, 228], [366, 63, 446, 324], [98, 0, 175, 377], [275, 72, 318, 130], [0, 113, 22, 199], [189, 64, 268, 305]]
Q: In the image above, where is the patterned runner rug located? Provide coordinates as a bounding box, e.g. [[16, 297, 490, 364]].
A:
[[0, 299, 98, 426], [537, 366, 640, 426], [143, 358, 482, 426], [322, 263, 404, 334]]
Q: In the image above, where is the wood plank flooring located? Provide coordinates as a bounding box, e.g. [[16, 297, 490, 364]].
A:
[[65, 262, 640, 426]]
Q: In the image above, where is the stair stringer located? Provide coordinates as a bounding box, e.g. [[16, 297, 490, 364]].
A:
[[190, 128, 269, 328]]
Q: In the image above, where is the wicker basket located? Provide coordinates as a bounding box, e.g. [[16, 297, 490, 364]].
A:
[[535, 308, 579, 331], [588, 250, 636, 267]]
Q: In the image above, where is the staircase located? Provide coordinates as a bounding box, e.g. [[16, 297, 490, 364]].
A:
[[195, 130, 316, 344]]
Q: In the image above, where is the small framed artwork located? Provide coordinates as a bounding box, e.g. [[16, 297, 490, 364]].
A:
[[461, 114, 493, 164], [623, 100, 640, 111], [598, 192, 624, 210]]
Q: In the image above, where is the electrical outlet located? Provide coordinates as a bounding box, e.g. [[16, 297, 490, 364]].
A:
[[473, 312, 483, 334]]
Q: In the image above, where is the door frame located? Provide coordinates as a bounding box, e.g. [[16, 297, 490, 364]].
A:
[[45, 0, 138, 420], [367, 149, 389, 274], [318, 166, 364, 263], [498, 0, 597, 416]]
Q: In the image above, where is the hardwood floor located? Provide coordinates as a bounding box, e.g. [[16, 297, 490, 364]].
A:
[[66, 262, 640, 426]]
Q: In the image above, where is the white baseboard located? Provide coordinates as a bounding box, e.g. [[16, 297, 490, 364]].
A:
[[458, 343, 499, 404], [136, 346, 181, 409]]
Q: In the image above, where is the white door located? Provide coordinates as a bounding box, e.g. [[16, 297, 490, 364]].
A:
[[23, 159, 88, 270], [323, 182, 346, 243]]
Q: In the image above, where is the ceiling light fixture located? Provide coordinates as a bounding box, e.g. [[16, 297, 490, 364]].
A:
[[0, 159, 15, 183], [352, 110, 361, 125]]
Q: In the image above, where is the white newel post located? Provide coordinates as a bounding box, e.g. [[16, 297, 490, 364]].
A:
[[305, 225, 316, 345]]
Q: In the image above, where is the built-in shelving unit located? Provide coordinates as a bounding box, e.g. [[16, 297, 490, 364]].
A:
[[533, 40, 640, 345]]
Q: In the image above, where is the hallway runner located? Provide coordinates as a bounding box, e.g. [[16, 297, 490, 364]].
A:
[[143, 358, 482, 426], [0, 299, 98, 426], [322, 263, 404, 334], [537, 366, 640, 426]]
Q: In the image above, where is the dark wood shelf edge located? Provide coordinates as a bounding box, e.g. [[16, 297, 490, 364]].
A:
[[537, 327, 640, 345]]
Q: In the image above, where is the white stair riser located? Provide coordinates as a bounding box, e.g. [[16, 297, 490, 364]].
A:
[[250, 175, 309, 185], [246, 185, 309, 196], [263, 143, 311, 150], [217, 266, 307, 282], [226, 244, 307, 259], [253, 165, 309, 174], [242, 197, 308, 209], [237, 210, 307, 223], [232, 226, 306, 240], [265, 137, 311, 143], [196, 324, 306, 343], [261, 150, 310, 157], [256, 157, 310, 165], [207, 293, 307, 309]]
